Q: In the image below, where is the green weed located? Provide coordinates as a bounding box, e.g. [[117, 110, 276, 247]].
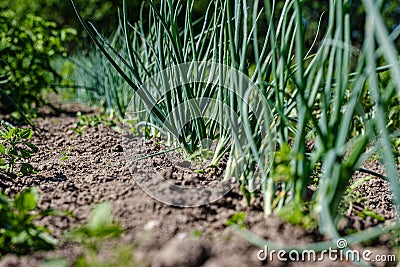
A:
[[0, 187, 59, 258], [67, 202, 123, 252], [71, 112, 120, 135], [58, 202, 135, 267], [225, 212, 247, 230], [191, 229, 203, 238], [59, 146, 73, 165], [0, 121, 38, 176], [339, 176, 384, 222]]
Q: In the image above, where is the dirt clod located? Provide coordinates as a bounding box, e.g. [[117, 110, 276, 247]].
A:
[[155, 238, 209, 267]]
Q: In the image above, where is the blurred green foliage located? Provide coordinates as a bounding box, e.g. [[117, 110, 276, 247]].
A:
[[1, 0, 398, 49], [225, 212, 247, 229], [0, 0, 133, 40], [0, 0, 216, 42], [0, 187, 59, 258], [67, 202, 123, 253], [287, 0, 400, 49], [2, 0, 398, 52], [0, 10, 76, 117]]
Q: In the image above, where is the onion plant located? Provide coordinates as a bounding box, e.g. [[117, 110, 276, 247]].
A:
[[63, 28, 136, 118], [71, 0, 400, 259]]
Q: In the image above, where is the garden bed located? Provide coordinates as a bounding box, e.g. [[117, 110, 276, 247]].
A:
[[0, 103, 398, 267]]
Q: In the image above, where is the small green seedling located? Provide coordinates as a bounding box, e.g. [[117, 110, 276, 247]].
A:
[[225, 212, 247, 229], [277, 201, 316, 230], [60, 146, 73, 165], [339, 176, 384, 222], [191, 229, 203, 238], [71, 112, 97, 135], [188, 148, 217, 175], [71, 112, 119, 136], [67, 202, 123, 252], [76, 112, 102, 127], [0, 121, 38, 175], [0, 187, 59, 257], [47, 203, 131, 267], [188, 148, 215, 162], [72, 125, 87, 136]]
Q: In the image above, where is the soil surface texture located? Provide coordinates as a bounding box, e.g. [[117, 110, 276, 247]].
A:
[[0, 103, 398, 267]]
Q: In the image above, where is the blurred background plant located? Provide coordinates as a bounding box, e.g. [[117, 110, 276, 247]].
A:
[[0, 0, 119, 47], [0, 187, 59, 258], [0, 10, 76, 121], [57, 202, 136, 267]]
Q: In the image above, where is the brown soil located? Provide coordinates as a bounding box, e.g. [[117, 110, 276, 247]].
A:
[[0, 103, 398, 267]]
